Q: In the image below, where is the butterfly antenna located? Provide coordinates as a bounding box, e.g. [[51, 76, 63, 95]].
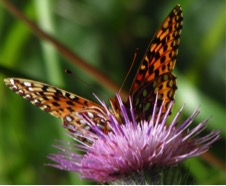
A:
[[65, 69, 108, 99], [118, 48, 139, 94]]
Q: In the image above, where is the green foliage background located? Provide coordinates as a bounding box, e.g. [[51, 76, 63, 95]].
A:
[[0, 0, 225, 184]]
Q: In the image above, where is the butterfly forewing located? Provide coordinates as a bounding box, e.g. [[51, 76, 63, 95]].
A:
[[129, 5, 183, 120], [4, 5, 183, 142], [4, 78, 108, 135]]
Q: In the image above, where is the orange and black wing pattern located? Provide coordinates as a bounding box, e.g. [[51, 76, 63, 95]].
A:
[[4, 78, 108, 136], [128, 5, 183, 120]]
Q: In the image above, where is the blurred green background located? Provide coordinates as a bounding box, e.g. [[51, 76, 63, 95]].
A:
[[0, 0, 225, 184]]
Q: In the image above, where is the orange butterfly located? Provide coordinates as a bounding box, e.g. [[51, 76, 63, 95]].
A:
[[4, 5, 183, 138]]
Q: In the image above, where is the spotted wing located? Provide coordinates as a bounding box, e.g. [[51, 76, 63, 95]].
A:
[[4, 78, 109, 136], [128, 5, 183, 120]]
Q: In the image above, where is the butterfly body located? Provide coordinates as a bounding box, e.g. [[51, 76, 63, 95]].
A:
[[4, 5, 183, 139]]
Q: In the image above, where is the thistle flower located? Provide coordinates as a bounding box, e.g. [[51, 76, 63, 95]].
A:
[[48, 94, 220, 184]]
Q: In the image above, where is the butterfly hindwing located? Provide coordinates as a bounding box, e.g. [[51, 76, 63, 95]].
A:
[[4, 5, 183, 140]]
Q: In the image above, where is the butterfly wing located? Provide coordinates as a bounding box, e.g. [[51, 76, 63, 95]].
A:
[[4, 6, 183, 135], [128, 5, 183, 120], [4, 78, 109, 136]]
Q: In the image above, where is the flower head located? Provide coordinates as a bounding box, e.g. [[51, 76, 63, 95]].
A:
[[48, 94, 220, 184]]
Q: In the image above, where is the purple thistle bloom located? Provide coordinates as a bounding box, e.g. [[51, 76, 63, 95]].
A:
[[48, 94, 220, 184]]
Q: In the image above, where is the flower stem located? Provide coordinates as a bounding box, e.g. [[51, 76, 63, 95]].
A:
[[110, 165, 193, 185]]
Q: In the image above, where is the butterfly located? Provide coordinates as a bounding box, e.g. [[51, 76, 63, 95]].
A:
[[4, 5, 183, 138]]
